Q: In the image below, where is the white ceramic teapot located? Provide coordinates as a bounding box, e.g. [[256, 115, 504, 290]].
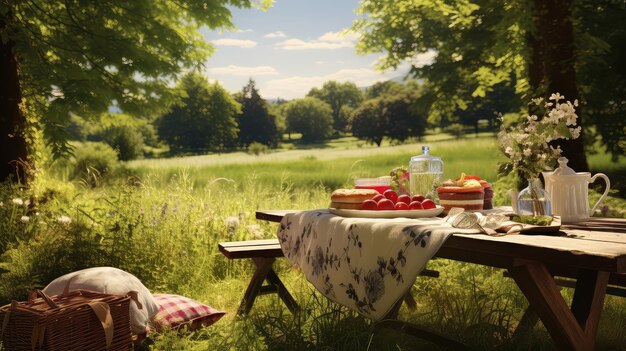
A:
[[542, 157, 611, 223]]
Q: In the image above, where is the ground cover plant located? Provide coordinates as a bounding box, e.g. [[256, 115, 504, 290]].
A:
[[0, 137, 624, 350]]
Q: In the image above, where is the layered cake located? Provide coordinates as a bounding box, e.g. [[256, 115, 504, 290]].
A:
[[482, 181, 494, 210], [436, 174, 485, 214]]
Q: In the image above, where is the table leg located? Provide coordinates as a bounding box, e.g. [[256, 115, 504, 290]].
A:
[[570, 269, 610, 339], [509, 262, 608, 351]]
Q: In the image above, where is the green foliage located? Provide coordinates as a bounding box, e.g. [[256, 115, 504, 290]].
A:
[[365, 80, 404, 99], [97, 126, 144, 161], [236, 79, 279, 148], [157, 73, 240, 154], [284, 97, 334, 142], [351, 86, 428, 146], [350, 99, 386, 146], [2, 0, 260, 160], [446, 123, 466, 139], [307, 81, 363, 133], [248, 142, 269, 156], [576, 1, 626, 161], [69, 142, 119, 185]]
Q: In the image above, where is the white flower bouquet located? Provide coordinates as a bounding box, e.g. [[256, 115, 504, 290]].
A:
[[498, 93, 581, 179]]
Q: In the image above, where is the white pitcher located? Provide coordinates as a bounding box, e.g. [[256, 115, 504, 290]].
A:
[[542, 157, 611, 223]]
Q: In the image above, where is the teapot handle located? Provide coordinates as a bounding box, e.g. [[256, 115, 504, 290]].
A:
[[589, 173, 611, 216]]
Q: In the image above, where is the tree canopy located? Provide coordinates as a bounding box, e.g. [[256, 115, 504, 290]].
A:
[[353, 0, 626, 171], [0, 0, 264, 181], [351, 86, 427, 146], [236, 79, 279, 148], [307, 81, 363, 133], [284, 97, 333, 143], [157, 73, 240, 154]]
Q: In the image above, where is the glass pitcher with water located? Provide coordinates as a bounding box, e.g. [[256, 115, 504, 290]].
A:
[[409, 146, 444, 201]]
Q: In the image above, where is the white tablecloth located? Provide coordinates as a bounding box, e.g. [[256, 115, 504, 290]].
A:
[[277, 209, 480, 320]]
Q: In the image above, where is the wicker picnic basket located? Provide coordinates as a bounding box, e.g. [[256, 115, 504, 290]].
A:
[[0, 289, 134, 350]]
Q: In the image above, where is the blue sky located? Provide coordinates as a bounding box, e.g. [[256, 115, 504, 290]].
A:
[[200, 0, 434, 100]]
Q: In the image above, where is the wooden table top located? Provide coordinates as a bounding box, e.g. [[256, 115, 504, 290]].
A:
[[256, 210, 626, 274]]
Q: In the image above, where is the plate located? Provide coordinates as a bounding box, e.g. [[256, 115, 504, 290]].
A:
[[329, 206, 444, 219]]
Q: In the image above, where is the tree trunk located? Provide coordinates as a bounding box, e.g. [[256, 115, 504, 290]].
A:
[[529, 0, 589, 172], [0, 24, 29, 183]]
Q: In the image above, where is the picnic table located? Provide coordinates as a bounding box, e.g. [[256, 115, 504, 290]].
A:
[[255, 210, 626, 351]]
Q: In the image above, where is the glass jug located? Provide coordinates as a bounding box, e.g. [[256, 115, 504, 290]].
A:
[[409, 146, 444, 201]]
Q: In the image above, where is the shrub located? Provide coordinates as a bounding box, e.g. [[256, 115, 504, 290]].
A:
[[98, 126, 144, 161], [248, 142, 269, 156], [70, 142, 119, 185], [446, 123, 466, 139]]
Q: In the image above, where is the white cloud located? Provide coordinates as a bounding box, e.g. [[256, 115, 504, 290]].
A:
[[236, 28, 254, 33], [263, 67, 403, 99], [264, 31, 286, 38], [211, 38, 257, 48], [276, 29, 358, 50], [207, 65, 279, 77]]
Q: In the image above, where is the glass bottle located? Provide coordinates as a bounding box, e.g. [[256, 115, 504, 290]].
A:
[[517, 178, 552, 216], [409, 146, 444, 201]]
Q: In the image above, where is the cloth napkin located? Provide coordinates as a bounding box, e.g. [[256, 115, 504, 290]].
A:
[[277, 209, 480, 320]]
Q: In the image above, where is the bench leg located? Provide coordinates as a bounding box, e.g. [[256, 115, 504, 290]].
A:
[[237, 257, 300, 316], [238, 257, 276, 316], [265, 268, 299, 313]]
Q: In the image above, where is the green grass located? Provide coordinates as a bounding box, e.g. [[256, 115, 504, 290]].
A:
[[1, 136, 625, 350]]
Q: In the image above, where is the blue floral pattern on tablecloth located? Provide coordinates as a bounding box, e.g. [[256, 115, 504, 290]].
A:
[[277, 209, 479, 320]]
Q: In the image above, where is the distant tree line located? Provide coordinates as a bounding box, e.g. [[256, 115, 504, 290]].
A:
[[67, 72, 522, 160]]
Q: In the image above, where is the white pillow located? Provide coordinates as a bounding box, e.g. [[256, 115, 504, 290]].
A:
[[43, 267, 159, 335]]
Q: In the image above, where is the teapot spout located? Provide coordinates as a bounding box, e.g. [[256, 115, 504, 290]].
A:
[[507, 189, 519, 214]]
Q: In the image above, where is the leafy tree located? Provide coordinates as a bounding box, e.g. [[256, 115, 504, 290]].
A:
[[96, 126, 144, 161], [351, 99, 386, 146], [0, 0, 263, 182], [365, 80, 404, 99], [157, 73, 240, 154], [236, 79, 279, 148], [307, 81, 363, 133], [351, 90, 427, 146], [353, 0, 605, 171], [284, 97, 333, 142]]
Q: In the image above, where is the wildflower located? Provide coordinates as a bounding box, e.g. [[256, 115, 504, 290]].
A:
[[549, 92, 564, 101], [247, 224, 263, 239], [58, 215, 72, 224], [224, 216, 240, 231], [0, 201, 3, 207], [499, 93, 579, 179], [12, 198, 23, 206], [20, 215, 30, 223]]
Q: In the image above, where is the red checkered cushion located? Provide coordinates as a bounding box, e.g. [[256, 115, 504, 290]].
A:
[[151, 294, 225, 331]]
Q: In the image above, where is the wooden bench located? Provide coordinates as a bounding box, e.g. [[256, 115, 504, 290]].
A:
[[218, 239, 298, 315], [218, 238, 440, 316]]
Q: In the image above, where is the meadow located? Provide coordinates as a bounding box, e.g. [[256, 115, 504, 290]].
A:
[[1, 135, 624, 350]]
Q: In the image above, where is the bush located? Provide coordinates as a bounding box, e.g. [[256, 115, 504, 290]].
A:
[[70, 142, 119, 185], [446, 123, 466, 139], [98, 126, 144, 161], [248, 142, 269, 156]]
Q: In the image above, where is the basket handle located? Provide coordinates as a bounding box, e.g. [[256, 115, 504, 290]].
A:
[[126, 291, 143, 309], [89, 302, 114, 349], [28, 290, 59, 309]]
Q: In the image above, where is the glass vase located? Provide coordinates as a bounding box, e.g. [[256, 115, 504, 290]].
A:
[[517, 178, 552, 216]]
